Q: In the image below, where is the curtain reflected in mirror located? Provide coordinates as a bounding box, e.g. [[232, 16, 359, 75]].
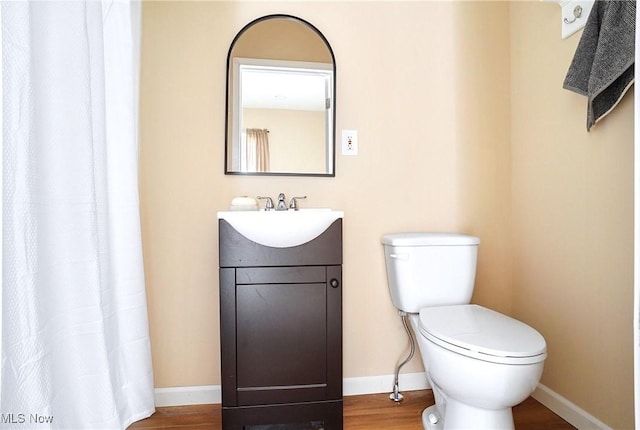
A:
[[243, 128, 270, 172]]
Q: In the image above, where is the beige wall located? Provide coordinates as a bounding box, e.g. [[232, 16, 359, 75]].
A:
[[243, 108, 326, 173], [510, 2, 634, 428], [139, 1, 633, 428]]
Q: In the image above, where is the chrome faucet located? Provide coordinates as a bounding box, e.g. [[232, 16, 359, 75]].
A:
[[258, 193, 307, 211], [275, 193, 288, 211]]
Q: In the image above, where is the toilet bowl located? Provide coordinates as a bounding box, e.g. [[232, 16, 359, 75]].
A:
[[381, 233, 547, 430], [410, 305, 546, 429]]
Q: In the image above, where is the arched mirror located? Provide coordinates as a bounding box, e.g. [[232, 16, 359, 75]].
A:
[[225, 15, 336, 176]]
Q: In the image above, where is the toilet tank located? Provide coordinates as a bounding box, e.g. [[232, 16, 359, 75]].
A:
[[381, 233, 480, 313]]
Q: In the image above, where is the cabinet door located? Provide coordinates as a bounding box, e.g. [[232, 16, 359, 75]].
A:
[[221, 265, 342, 407], [236, 282, 327, 405]]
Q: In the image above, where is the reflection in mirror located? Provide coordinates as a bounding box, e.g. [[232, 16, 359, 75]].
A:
[[225, 15, 336, 176]]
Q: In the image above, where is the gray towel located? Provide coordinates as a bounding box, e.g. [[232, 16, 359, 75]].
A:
[[563, 0, 636, 131]]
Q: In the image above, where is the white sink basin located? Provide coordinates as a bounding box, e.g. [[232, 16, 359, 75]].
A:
[[217, 209, 343, 248]]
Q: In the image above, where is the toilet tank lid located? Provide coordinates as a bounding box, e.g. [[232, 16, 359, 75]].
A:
[[381, 232, 480, 246]]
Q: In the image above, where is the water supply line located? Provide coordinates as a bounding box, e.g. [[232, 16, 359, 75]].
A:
[[390, 311, 415, 402]]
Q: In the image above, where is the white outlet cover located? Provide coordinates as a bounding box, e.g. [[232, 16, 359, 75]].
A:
[[342, 130, 358, 155]]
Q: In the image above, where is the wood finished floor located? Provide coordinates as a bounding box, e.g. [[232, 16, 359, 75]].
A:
[[128, 390, 576, 429]]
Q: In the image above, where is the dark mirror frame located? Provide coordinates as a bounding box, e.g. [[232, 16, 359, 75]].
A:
[[224, 14, 337, 177]]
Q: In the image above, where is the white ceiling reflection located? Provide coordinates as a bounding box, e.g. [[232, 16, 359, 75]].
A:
[[241, 68, 327, 111]]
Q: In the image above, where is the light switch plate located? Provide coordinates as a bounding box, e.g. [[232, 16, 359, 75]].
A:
[[342, 130, 358, 155]]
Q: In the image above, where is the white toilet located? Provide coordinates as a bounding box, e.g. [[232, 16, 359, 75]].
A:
[[381, 232, 547, 430]]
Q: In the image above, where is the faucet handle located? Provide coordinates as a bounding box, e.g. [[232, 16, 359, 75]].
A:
[[257, 196, 274, 211], [289, 196, 307, 211]]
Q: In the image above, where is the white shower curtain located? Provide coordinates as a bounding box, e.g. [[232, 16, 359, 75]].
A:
[[635, 1, 639, 428], [2, 1, 155, 429]]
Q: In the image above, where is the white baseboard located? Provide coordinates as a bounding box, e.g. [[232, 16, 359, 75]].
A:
[[154, 385, 221, 407], [343, 371, 429, 396], [155, 376, 609, 430], [532, 383, 612, 430], [154, 372, 429, 407]]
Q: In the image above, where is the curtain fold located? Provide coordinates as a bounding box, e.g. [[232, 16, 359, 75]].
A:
[[2, 1, 155, 428], [244, 128, 270, 172], [634, 3, 639, 428]]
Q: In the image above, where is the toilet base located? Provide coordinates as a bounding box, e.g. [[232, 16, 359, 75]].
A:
[[422, 400, 514, 430], [422, 405, 443, 430]]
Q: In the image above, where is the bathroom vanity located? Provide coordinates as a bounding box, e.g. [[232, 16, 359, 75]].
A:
[[218, 211, 343, 429]]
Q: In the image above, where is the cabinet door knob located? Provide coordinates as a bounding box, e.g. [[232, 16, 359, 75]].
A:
[[330, 279, 340, 288]]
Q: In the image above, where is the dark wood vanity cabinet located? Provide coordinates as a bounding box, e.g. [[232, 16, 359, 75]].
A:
[[219, 218, 343, 429]]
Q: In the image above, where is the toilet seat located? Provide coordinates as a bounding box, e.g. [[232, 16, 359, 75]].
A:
[[418, 304, 547, 365]]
